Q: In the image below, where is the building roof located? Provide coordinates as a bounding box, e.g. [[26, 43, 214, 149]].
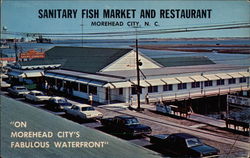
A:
[[22, 46, 133, 73], [47, 69, 126, 83], [1, 95, 161, 158], [152, 56, 215, 67], [99, 64, 248, 79]]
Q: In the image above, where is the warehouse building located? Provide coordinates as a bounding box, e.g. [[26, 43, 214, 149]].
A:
[[7, 46, 250, 104], [33, 46, 250, 104]]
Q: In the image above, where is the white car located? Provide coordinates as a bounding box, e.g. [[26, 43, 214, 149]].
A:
[[7, 86, 30, 97], [65, 104, 103, 120], [1, 81, 11, 90], [25, 90, 51, 102]]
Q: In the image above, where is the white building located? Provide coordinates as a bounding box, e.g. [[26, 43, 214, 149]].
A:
[[36, 46, 250, 104]]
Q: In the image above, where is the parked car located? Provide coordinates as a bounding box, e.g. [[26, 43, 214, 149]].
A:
[[101, 115, 152, 136], [46, 96, 72, 111], [150, 133, 220, 157], [65, 104, 103, 120], [7, 86, 30, 97], [24, 90, 51, 103], [1, 81, 11, 90]]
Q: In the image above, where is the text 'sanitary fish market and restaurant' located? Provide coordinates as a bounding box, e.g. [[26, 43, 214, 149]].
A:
[[6, 46, 250, 105]]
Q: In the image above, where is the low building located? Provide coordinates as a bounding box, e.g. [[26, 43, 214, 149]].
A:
[[8, 46, 249, 104], [27, 46, 249, 104]]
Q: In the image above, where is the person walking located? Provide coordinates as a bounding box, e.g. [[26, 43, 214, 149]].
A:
[[145, 93, 149, 104], [89, 93, 93, 105]]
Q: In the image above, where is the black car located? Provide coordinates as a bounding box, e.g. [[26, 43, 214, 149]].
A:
[[150, 133, 220, 157], [101, 115, 152, 136], [46, 96, 72, 111]]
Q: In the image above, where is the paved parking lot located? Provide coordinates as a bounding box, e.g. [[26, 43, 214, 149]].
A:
[[1, 90, 250, 158]]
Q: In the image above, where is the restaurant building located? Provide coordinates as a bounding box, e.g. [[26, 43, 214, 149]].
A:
[[30, 46, 250, 104]]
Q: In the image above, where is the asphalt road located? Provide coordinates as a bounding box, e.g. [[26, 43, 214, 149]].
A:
[[1, 90, 249, 157]]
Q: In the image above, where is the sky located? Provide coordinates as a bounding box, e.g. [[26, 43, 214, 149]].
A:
[[1, 0, 250, 39]]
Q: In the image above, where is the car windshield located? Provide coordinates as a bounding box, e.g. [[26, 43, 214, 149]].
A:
[[57, 99, 68, 103], [81, 107, 95, 111], [186, 138, 203, 148], [125, 118, 139, 125], [16, 87, 27, 90]]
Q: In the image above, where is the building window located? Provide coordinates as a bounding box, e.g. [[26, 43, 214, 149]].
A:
[[163, 84, 173, 91], [80, 84, 87, 93], [228, 78, 236, 84], [72, 82, 79, 91], [178, 83, 187, 90], [239, 77, 246, 83], [216, 79, 225, 86], [148, 86, 158, 93], [132, 86, 142, 95], [204, 81, 213, 87], [191, 82, 200, 88], [119, 88, 123, 95], [89, 86, 97, 95]]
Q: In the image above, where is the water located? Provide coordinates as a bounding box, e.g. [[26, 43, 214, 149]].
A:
[[1, 38, 250, 66]]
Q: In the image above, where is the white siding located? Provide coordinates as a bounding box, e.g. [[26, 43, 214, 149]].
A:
[[101, 50, 161, 72]]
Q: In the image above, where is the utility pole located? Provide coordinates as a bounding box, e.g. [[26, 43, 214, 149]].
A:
[[136, 37, 141, 110], [14, 42, 18, 62]]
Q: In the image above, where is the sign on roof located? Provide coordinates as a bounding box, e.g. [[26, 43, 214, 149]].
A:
[[19, 49, 45, 59]]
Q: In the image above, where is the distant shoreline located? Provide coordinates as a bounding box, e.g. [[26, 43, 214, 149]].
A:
[[131, 44, 250, 54]]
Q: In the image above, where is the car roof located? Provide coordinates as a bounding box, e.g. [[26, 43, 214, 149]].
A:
[[173, 133, 198, 139], [116, 115, 136, 119], [13, 86, 26, 88], [50, 96, 66, 100], [30, 90, 43, 93], [75, 104, 92, 108]]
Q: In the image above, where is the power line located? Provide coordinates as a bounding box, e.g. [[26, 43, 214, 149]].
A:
[[2, 22, 250, 38]]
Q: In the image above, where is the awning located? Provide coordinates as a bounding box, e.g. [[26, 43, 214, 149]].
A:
[[54, 74, 66, 80], [63, 76, 78, 82], [45, 73, 66, 80], [131, 80, 150, 87], [88, 80, 106, 87], [227, 72, 243, 78], [7, 71, 24, 78], [239, 72, 250, 77], [190, 75, 208, 82], [176, 76, 195, 83], [24, 71, 44, 78], [75, 78, 91, 84], [161, 77, 180, 84], [146, 79, 166, 86], [44, 72, 56, 78], [111, 81, 133, 88], [203, 74, 220, 80], [103, 83, 115, 88], [215, 73, 232, 79]]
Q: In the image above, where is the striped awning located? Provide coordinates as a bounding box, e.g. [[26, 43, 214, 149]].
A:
[[111, 81, 133, 88], [176, 76, 195, 83], [146, 79, 166, 86], [190, 75, 208, 82], [216, 73, 232, 79], [203, 74, 220, 80], [161, 77, 180, 84], [227, 72, 243, 78], [239, 72, 250, 77], [131, 80, 150, 87]]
